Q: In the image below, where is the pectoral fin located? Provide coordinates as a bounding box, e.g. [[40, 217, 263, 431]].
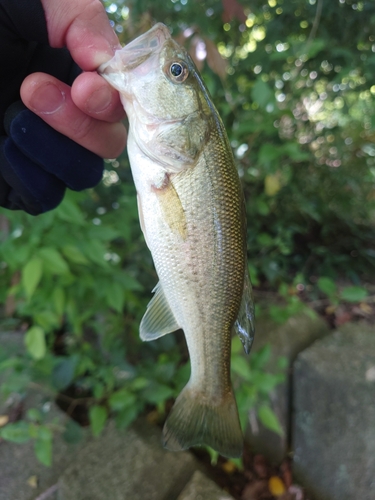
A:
[[234, 269, 255, 354], [140, 282, 180, 341]]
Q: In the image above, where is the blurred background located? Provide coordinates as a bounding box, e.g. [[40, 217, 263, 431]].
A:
[[0, 0, 374, 495]]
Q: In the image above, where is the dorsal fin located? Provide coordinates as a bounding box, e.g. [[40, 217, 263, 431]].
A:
[[140, 282, 180, 341]]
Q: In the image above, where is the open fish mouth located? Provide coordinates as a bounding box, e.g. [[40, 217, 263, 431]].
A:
[[99, 23, 171, 77]]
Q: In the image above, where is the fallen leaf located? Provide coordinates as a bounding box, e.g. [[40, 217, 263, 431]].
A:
[[334, 310, 352, 327], [0, 415, 9, 427], [269, 476, 286, 497], [359, 302, 372, 314], [242, 479, 269, 500], [280, 459, 293, 489], [325, 305, 336, 315], [253, 454, 268, 479], [222, 460, 237, 474], [27, 475, 38, 488]]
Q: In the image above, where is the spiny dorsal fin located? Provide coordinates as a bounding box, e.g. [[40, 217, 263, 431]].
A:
[[140, 282, 180, 341], [234, 269, 255, 355]]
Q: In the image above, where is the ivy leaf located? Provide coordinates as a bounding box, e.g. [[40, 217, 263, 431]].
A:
[[22, 257, 43, 299], [258, 404, 283, 436], [25, 326, 46, 360]]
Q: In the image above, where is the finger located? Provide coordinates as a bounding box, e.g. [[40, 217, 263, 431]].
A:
[[41, 0, 121, 69], [71, 72, 125, 123], [20, 73, 127, 159]]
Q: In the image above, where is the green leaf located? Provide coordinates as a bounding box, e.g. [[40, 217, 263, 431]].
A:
[[258, 405, 283, 436], [0, 421, 31, 443], [231, 355, 252, 381], [38, 247, 69, 275], [26, 409, 43, 423], [52, 356, 78, 390], [317, 277, 337, 298], [142, 383, 174, 405], [55, 197, 85, 225], [34, 426, 52, 466], [340, 286, 368, 303], [251, 78, 274, 108], [61, 245, 89, 265], [89, 405, 108, 437], [251, 345, 271, 370], [105, 282, 124, 313], [63, 419, 84, 444], [52, 287, 65, 316], [22, 257, 43, 299], [115, 405, 139, 430], [109, 389, 136, 411], [25, 326, 46, 360]]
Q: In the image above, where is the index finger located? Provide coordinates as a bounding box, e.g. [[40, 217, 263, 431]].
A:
[[41, 0, 121, 69]]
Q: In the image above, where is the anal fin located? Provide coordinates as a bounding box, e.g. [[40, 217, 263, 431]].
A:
[[140, 282, 180, 341]]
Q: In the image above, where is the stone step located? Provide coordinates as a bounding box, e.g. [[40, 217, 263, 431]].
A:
[[292, 322, 375, 500], [177, 470, 235, 500], [57, 419, 201, 500]]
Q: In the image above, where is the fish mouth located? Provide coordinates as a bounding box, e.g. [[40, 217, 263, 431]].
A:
[[99, 23, 171, 78]]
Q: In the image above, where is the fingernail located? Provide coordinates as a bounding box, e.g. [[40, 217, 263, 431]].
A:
[[30, 83, 65, 114], [86, 86, 112, 114]]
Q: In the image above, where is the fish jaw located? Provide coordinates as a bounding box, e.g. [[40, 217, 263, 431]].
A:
[[98, 23, 171, 94]]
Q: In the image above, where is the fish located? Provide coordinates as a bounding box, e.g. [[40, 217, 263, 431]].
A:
[[99, 22, 255, 458]]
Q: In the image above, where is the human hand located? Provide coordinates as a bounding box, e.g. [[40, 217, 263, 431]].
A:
[[21, 0, 127, 159], [0, 0, 126, 214]]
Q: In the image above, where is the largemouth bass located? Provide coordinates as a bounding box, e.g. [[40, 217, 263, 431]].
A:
[[99, 23, 255, 458]]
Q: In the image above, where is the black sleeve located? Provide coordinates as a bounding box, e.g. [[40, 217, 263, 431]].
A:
[[0, 0, 104, 215], [0, 0, 79, 135]]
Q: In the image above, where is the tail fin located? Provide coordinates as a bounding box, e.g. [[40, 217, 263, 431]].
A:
[[163, 384, 243, 458]]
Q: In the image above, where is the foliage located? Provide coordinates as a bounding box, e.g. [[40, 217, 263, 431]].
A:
[[1, 0, 375, 464]]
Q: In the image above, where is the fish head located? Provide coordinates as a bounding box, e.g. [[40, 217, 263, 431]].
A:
[[99, 23, 206, 121]]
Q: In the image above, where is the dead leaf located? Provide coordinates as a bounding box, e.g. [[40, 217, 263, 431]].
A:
[[334, 309, 352, 327], [359, 302, 372, 314], [253, 454, 269, 479], [269, 476, 286, 497], [325, 304, 336, 315], [205, 37, 228, 79], [280, 459, 293, 489], [242, 479, 269, 500], [222, 460, 237, 474], [0, 415, 9, 427], [27, 475, 38, 488], [222, 0, 247, 23]]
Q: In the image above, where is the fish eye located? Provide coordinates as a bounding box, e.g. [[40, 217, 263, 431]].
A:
[[168, 62, 189, 83]]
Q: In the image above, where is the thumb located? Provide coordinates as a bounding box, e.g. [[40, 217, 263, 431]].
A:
[[41, 0, 121, 70]]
